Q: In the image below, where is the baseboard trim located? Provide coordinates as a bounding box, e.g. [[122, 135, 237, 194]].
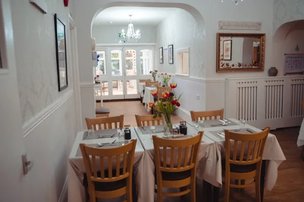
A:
[[103, 98, 141, 102], [58, 176, 68, 202], [23, 90, 73, 138]]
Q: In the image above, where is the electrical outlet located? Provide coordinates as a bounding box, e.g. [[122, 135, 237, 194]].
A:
[[196, 94, 200, 100], [22, 154, 33, 175]]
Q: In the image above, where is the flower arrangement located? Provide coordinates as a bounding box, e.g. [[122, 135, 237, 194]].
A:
[[149, 70, 158, 81], [158, 73, 172, 87], [150, 83, 180, 133]]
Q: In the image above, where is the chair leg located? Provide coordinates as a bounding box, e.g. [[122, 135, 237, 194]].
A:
[[191, 182, 196, 202], [224, 175, 230, 202], [255, 175, 261, 202]]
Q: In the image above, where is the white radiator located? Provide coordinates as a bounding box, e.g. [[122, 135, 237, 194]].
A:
[[225, 76, 304, 129]]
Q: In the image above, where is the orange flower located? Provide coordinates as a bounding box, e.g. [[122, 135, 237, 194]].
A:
[[161, 91, 170, 99], [170, 83, 177, 89]]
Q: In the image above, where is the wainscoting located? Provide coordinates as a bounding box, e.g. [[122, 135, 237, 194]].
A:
[[225, 75, 304, 129]]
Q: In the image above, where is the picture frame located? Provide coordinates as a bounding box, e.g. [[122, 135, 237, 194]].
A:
[[222, 40, 232, 61], [54, 14, 68, 91], [159, 47, 164, 64], [168, 44, 174, 64]]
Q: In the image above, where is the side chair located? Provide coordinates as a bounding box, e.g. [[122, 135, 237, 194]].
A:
[[80, 139, 137, 202], [135, 114, 164, 127], [190, 109, 224, 122], [85, 115, 124, 130], [224, 127, 270, 202], [152, 132, 203, 202]]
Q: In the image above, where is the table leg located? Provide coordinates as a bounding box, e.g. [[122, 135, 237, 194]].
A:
[[261, 160, 267, 202], [202, 180, 220, 202]]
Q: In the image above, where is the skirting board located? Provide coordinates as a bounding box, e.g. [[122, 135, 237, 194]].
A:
[[58, 177, 68, 202]]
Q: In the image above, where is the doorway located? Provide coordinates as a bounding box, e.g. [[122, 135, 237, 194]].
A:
[[95, 46, 153, 100]]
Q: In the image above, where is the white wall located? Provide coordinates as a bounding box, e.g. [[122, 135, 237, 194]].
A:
[[0, 0, 78, 201], [71, 0, 278, 119]]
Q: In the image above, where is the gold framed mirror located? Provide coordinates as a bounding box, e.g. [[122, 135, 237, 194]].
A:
[[216, 33, 265, 72]]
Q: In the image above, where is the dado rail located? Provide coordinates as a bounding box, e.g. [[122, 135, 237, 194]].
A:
[[225, 75, 304, 129]]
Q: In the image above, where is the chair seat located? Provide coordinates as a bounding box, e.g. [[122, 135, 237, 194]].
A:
[[95, 107, 110, 115], [230, 163, 257, 173], [83, 173, 126, 191], [162, 170, 191, 181]]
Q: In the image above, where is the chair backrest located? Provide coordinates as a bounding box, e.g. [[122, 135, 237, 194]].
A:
[[156, 86, 171, 99], [135, 114, 164, 127], [152, 132, 203, 200], [190, 109, 224, 122], [80, 139, 137, 201], [139, 79, 151, 85], [146, 81, 159, 87], [85, 115, 124, 130], [224, 127, 269, 167]]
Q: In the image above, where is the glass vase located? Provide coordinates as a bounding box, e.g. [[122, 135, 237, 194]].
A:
[[162, 113, 173, 135]]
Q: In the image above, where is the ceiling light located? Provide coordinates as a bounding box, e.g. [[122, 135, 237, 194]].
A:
[[118, 15, 141, 43], [221, 0, 244, 6]]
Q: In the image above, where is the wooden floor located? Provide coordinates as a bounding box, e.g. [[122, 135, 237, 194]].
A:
[[103, 100, 304, 202]]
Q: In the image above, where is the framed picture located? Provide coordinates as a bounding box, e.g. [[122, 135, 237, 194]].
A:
[[54, 14, 68, 91], [223, 40, 232, 61], [168, 44, 174, 64], [159, 47, 164, 64]]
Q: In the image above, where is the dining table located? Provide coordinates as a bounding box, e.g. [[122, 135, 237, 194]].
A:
[[297, 118, 304, 160], [133, 118, 286, 202], [67, 118, 286, 202], [142, 86, 156, 109], [297, 118, 304, 147]]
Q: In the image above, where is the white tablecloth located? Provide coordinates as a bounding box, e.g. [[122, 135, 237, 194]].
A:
[[142, 86, 156, 105], [297, 118, 304, 147], [134, 119, 286, 202], [67, 128, 144, 202], [68, 119, 286, 202]]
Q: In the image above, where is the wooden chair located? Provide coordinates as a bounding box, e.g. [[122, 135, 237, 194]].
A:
[[152, 132, 203, 202], [190, 109, 224, 122], [139, 79, 151, 85], [146, 81, 159, 87], [80, 139, 137, 202], [135, 114, 164, 127], [85, 115, 124, 130], [223, 127, 270, 202]]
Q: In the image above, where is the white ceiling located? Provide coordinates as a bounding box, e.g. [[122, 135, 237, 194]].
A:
[[93, 7, 179, 26]]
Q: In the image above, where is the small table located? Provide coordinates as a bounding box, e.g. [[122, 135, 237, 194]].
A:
[[142, 86, 156, 110]]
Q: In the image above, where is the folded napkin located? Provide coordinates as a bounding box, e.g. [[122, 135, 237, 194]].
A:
[[83, 129, 118, 140]]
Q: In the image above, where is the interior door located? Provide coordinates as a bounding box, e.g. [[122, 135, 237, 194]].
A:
[[96, 46, 154, 100]]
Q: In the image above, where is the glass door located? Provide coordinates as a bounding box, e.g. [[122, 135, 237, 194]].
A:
[[96, 46, 154, 100]]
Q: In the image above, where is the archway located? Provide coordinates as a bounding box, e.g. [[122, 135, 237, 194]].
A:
[[272, 20, 304, 75], [89, 3, 206, 103]]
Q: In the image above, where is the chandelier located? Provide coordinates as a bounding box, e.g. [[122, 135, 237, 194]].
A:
[[118, 15, 141, 43], [221, 0, 244, 5]]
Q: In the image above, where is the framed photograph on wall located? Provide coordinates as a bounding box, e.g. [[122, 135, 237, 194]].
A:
[[222, 40, 232, 61], [54, 14, 68, 91], [168, 44, 174, 64], [159, 47, 164, 64]]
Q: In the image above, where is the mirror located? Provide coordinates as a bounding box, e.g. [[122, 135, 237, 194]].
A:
[[216, 33, 265, 72]]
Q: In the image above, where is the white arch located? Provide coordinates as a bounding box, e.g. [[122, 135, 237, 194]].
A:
[[89, 2, 205, 37]]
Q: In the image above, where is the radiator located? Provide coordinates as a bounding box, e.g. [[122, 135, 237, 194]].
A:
[[225, 76, 304, 129]]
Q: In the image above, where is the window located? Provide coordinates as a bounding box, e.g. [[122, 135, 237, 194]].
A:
[[140, 49, 153, 75], [96, 51, 106, 75], [176, 48, 190, 75]]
